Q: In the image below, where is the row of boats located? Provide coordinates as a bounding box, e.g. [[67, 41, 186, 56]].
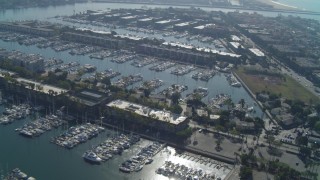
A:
[[3, 168, 35, 180], [82, 134, 141, 163], [171, 65, 197, 76], [208, 94, 231, 109], [186, 87, 209, 100], [131, 57, 157, 68], [51, 123, 105, 149], [138, 79, 164, 91], [156, 161, 217, 180], [16, 114, 65, 138], [119, 142, 164, 173], [192, 70, 216, 81], [113, 74, 143, 88], [159, 84, 188, 97], [226, 74, 241, 87], [0, 104, 31, 125]]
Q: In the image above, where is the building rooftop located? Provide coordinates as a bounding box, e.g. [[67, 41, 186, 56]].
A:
[[229, 42, 244, 49], [249, 48, 265, 57], [175, 22, 190, 27], [138, 18, 153, 22], [194, 24, 215, 30], [231, 35, 241, 41], [121, 15, 137, 20], [107, 100, 187, 125], [156, 20, 171, 24]]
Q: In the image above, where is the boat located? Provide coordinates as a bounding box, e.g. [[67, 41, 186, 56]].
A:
[[145, 158, 153, 165], [135, 165, 143, 172], [12, 168, 28, 179], [83, 151, 102, 164], [119, 166, 131, 173]]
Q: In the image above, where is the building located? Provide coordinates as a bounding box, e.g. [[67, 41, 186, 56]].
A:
[[72, 89, 110, 107], [249, 48, 266, 60], [63, 32, 124, 49], [0, 22, 55, 37], [107, 100, 188, 132], [235, 119, 255, 131], [154, 19, 180, 29], [137, 17, 154, 27], [4, 50, 45, 72]]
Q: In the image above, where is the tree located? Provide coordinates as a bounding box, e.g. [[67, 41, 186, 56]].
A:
[[143, 89, 151, 98], [101, 76, 111, 86], [296, 136, 308, 147], [299, 146, 311, 158], [239, 98, 245, 109], [239, 166, 252, 180], [315, 121, 320, 133], [171, 92, 181, 105], [170, 104, 183, 114]]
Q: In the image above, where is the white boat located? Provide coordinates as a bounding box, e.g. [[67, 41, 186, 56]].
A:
[[83, 151, 102, 163]]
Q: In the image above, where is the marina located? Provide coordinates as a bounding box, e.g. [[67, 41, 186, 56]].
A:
[[192, 69, 217, 81], [186, 87, 209, 100], [83, 134, 141, 164], [113, 74, 143, 88], [0, 3, 273, 179], [226, 74, 242, 87], [0, 104, 31, 125], [51, 123, 104, 149], [171, 65, 197, 76], [0, 104, 235, 180], [159, 84, 188, 97], [138, 79, 164, 91], [16, 114, 65, 138], [119, 142, 164, 173], [131, 57, 157, 68]]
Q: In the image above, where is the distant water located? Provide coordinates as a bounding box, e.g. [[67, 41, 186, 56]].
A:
[[275, 0, 320, 12], [0, 2, 319, 22]]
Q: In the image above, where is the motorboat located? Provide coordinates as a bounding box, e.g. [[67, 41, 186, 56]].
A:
[[83, 151, 102, 163]]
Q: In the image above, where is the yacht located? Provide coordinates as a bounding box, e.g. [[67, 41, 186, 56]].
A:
[[83, 151, 102, 163]]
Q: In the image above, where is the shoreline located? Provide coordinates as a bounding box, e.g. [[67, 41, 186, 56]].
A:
[[91, 1, 320, 16], [255, 0, 298, 10], [1, 1, 320, 16]]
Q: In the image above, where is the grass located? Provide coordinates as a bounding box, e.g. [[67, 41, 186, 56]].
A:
[[235, 67, 320, 104]]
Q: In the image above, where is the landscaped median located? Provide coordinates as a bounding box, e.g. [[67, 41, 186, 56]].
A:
[[234, 67, 320, 104]]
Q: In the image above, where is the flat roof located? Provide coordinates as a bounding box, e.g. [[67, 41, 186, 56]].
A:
[[80, 91, 102, 99], [194, 24, 215, 30], [107, 100, 187, 125], [249, 48, 265, 57], [156, 20, 171, 24], [138, 18, 153, 22], [121, 15, 137, 20], [114, 34, 142, 41], [175, 22, 190, 27], [231, 35, 241, 41], [162, 42, 241, 58], [229, 42, 244, 49]]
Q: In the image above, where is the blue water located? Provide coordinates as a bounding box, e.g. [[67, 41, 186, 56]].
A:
[[0, 2, 319, 22], [276, 0, 320, 12]]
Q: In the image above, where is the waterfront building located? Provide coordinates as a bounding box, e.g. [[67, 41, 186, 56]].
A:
[[71, 89, 111, 107], [2, 50, 45, 72], [62, 32, 124, 49], [249, 48, 266, 60], [137, 17, 154, 27], [0, 22, 54, 37], [107, 100, 188, 132]]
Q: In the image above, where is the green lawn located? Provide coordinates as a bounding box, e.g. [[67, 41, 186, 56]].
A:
[[235, 67, 320, 104]]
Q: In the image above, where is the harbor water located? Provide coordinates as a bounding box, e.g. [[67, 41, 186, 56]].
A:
[[0, 2, 317, 179], [0, 105, 231, 180]]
